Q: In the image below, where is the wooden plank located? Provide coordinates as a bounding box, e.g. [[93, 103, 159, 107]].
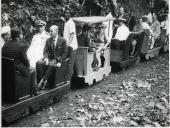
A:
[[2, 83, 70, 124]]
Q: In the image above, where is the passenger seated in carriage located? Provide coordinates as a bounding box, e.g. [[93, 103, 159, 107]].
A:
[[161, 14, 169, 37], [77, 24, 91, 49], [150, 13, 161, 49], [2, 27, 30, 76], [111, 18, 130, 49], [37, 25, 68, 90]]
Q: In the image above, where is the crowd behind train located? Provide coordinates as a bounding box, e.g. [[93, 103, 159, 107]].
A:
[[1, 6, 169, 94]]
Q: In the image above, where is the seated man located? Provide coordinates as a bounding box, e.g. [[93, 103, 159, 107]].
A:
[[2, 27, 30, 76], [161, 14, 169, 36], [150, 13, 161, 49], [111, 18, 130, 49], [37, 25, 68, 89]]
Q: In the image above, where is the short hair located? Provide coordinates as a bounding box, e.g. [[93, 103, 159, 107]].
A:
[[11, 27, 21, 39], [50, 25, 58, 31]]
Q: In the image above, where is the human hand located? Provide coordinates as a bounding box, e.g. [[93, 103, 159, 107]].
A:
[[55, 63, 61, 67], [44, 58, 49, 65], [60, 17, 66, 22]]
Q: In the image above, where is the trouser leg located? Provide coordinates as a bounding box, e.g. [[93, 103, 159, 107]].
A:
[[66, 47, 77, 81], [36, 60, 47, 83], [150, 37, 155, 49]]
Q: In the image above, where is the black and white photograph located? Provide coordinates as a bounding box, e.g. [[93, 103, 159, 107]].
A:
[[1, 0, 169, 127]]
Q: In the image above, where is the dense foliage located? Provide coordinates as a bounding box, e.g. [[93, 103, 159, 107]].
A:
[[1, 0, 168, 43]]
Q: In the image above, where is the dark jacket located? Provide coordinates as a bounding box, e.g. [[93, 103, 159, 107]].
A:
[[127, 15, 137, 31], [2, 39, 30, 76], [43, 35, 68, 63], [77, 33, 90, 47]]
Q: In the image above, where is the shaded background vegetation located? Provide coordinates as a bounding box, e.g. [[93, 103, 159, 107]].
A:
[[1, 0, 168, 43]]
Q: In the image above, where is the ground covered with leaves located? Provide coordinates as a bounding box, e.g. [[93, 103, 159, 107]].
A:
[[10, 53, 169, 127]]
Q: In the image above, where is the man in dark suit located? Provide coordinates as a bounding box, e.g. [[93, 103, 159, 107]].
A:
[[37, 25, 68, 89], [2, 27, 30, 76], [127, 10, 137, 31]]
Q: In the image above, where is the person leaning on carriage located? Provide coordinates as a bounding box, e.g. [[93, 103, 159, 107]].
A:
[[37, 25, 68, 90], [2, 27, 30, 76]]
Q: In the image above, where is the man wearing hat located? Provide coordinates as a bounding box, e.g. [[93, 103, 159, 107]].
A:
[[27, 19, 50, 69], [141, 15, 153, 35], [111, 17, 130, 49], [2, 27, 30, 76], [1, 26, 11, 47]]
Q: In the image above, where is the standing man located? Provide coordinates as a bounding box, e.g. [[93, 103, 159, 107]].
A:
[[37, 25, 68, 89], [127, 10, 137, 31], [118, 7, 127, 19], [63, 10, 78, 83], [27, 20, 50, 68], [150, 13, 161, 49]]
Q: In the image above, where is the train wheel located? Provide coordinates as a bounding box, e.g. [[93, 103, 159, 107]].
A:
[[22, 107, 31, 117]]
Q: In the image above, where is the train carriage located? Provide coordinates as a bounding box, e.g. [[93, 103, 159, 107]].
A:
[[72, 16, 115, 85], [2, 57, 70, 125], [110, 30, 146, 69], [160, 28, 169, 52], [140, 29, 162, 60]]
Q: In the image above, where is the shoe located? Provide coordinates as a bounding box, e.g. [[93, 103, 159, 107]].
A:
[[66, 81, 70, 84], [41, 80, 48, 90], [37, 79, 44, 90]]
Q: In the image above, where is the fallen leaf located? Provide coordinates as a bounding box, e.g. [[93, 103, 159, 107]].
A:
[[160, 97, 169, 108], [153, 121, 162, 127], [112, 116, 125, 123], [41, 123, 50, 127], [136, 80, 151, 90], [155, 103, 167, 113], [129, 120, 138, 126]]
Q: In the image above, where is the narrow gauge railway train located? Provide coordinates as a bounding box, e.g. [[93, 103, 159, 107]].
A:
[[2, 16, 168, 125]]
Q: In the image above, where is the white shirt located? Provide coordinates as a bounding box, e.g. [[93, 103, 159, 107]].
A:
[[148, 13, 153, 24], [54, 35, 58, 47], [141, 22, 153, 35], [115, 24, 130, 41], [103, 12, 113, 43], [161, 18, 169, 35], [27, 31, 50, 68], [63, 18, 78, 50]]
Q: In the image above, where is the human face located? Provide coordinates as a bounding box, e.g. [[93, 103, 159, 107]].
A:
[[2, 33, 10, 41], [49, 27, 58, 38], [65, 10, 70, 21], [19, 31, 24, 39], [152, 14, 157, 21], [119, 7, 124, 15], [37, 25, 45, 33]]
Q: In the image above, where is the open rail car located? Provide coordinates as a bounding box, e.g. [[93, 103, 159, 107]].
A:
[[2, 16, 168, 126], [2, 57, 70, 125]]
